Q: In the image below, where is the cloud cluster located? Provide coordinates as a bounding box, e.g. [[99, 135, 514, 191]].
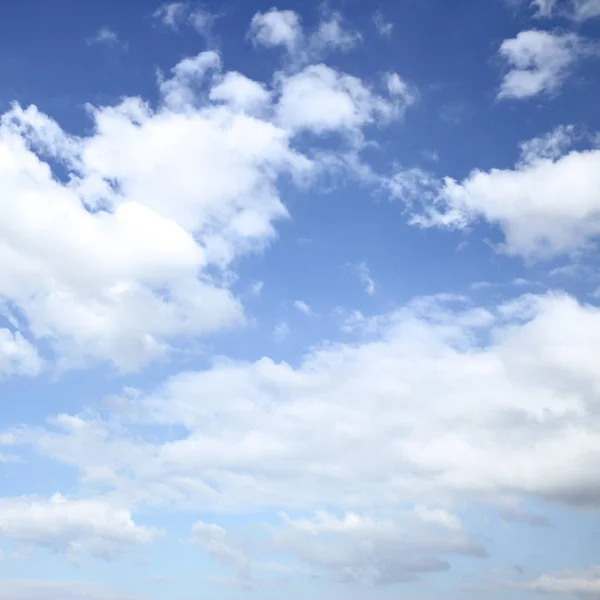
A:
[[391, 127, 600, 259], [0, 35, 411, 372], [497, 30, 587, 99], [0, 493, 160, 560], [529, 0, 600, 20], [249, 7, 361, 64], [6, 289, 600, 580]]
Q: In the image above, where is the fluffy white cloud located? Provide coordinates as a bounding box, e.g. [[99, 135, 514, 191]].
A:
[[293, 300, 312, 315], [0, 24, 415, 373], [0, 493, 161, 559], [393, 128, 600, 259], [0, 51, 321, 371], [276, 64, 406, 137], [209, 72, 271, 113], [275, 511, 483, 585], [249, 9, 303, 53], [11, 290, 600, 517], [249, 8, 360, 62], [0, 329, 42, 376], [497, 30, 585, 99]]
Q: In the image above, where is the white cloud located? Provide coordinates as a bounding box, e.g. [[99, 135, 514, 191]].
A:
[[413, 506, 462, 532], [0, 50, 327, 371], [0, 329, 42, 376], [153, 2, 188, 29], [355, 262, 376, 295], [249, 9, 303, 53], [392, 128, 600, 260], [510, 565, 600, 595], [11, 290, 600, 521], [276, 511, 483, 585], [309, 10, 361, 54], [275, 64, 408, 137], [209, 71, 271, 114], [0, 27, 416, 372], [0, 493, 161, 559], [293, 300, 312, 315], [385, 72, 419, 107], [497, 30, 585, 99], [373, 11, 393, 38], [528, 0, 600, 20], [272, 321, 290, 341], [249, 8, 360, 63], [86, 28, 126, 49], [7, 289, 600, 578], [0, 581, 145, 600]]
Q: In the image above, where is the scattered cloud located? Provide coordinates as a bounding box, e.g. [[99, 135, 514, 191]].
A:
[[0, 493, 161, 560], [0, 329, 42, 376], [273, 321, 290, 341], [275, 511, 483, 585], [249, 8, 303, 54], [355, 262, 376, 295], [413, 506, 462, 532], [497, 30, 586, 99], [10, 291, 600, 521], [526, 0, 600, 20], [390, 127, 600, 260], [86, 27, 127, 49], [248, 7, 361, 64], [373, 11, 393, 38], [293, 300, 312, 315], [153, 2, 218, 39], [153, 2, 188, 29]]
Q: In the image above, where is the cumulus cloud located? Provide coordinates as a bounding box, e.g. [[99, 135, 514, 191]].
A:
[[275, 511, 483, 585], [497, 30, 586, 99], [153, 2, 218, 38], [248, 7, 361, 63], [8, 291, 600, 536], [275, 64, 409, 138], [293, 300, 312, 315], [0, 493, 161, 560], [0, 17, 414, 374], [249, 8, 303, 53], [391, 127, 600, 260]]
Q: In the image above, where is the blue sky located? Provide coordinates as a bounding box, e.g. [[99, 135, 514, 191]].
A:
[[1, 0, 600, 598]]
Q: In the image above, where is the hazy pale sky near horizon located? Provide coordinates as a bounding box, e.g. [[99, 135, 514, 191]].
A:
[[1, 0, 600, 598]]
